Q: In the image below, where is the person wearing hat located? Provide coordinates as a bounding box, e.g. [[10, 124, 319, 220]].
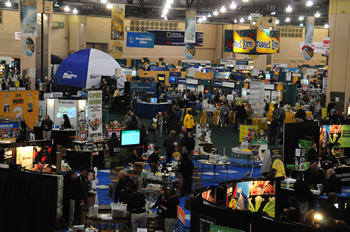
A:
[[320, 192, 340, 220], [268, 115, 279, 145]]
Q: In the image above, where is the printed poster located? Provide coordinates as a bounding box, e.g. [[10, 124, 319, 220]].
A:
[[224, 30, 233, 52], [20, 0, 37, 37], [185, 10, 196, 43], [88, 91, 103, 140], [16, 146, 34, 168], [239, 125, 259, 142], [341, 126, 350, 148], [111, 4, 125, 40]]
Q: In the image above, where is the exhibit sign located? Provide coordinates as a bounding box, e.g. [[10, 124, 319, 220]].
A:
[[126, 32, 154, 48], [20, 0, 37, 37], [300, 42, 323, 53], [16, 146, 33, 168], [233, 29, 280, 54], [0, 90, 39, 128], [130, 82, 158, 100], [23, 38, 35, 57], [106, 128, 123, 139], [88, 91, 103, 140], [111, 41, 123, 59], [147, 29, 203, 47], [185, 9, 196, 43], [224, 30, 234, 52], [184, 44, 196, 59], [302, 17, 315, 60], [213, 72, 230, 79], [177, 205, 186, 232], [0, 122, 19, 140], [239, 125, 259, 142], [341, 126, 350, 148], [111, 4, 125, 40], [55, 100, 78, 129]]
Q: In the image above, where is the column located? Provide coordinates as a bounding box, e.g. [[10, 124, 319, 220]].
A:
[[68, 15, 87, 52]]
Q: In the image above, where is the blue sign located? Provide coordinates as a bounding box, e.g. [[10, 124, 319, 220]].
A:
[[147, 30, 203, 47], [212, 81, 223, 87], [176, 78, 187, 84], [127, 32, 154, 48], [150, 66, 166, 71], [169, 72, 182, 78], [0, 122, 19, 129], [214, 72, 230, 79], [236, 60, 249, 65], [130, 82, 158, 100]]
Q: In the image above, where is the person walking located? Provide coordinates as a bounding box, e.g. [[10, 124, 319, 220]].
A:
[[268, 116, 279, 145], [196, 99, 203, 124], [220, 100, 231, 131], [140, 123, 149, 153], [185, 132, 195, 161], [246, 104, 254, 125], [206, 99, 215, 126], [183, 110, 195, 132]]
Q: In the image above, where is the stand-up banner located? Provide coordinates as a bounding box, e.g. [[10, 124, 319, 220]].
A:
[[302, 17, 315, 60], [111, 4, 125, 40], [20, 0, 37, 37], [88, 91, 103, 140], [185, 10, 196, 43]]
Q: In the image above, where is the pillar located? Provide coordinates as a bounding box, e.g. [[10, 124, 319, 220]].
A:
[[327, 0, 350, 112], [68, 15, 87, 52]]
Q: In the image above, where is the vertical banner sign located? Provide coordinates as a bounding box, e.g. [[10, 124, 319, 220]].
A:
[[302, 17, 315, 60], [88, 91, 103, 140], [177, 205, 186, 232], [20, 0, 37, 37], [111, 4, 125, 40], [185, 10, 196, 43], [224, 30, 234, 52]]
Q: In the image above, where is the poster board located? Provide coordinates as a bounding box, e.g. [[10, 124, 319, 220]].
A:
[[88, 91, 103, 140], [54, 100, 78, 128], [239, 125, 259, 142]]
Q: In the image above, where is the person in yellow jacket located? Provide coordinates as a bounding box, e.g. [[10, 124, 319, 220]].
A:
[[183, 110, 195, 132]]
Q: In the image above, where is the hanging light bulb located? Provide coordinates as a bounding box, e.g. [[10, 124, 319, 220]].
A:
[[198, 18, 202, 23], [101, 0, 107, 3], [234, 19, 237, 23], [300, 23, 304, 26], [240, 18, 244, 23], [315, 11, 321, 17], [248, 15, 252, 20], [107, 3, 112, 9], [73, 8, 78, 14], [306, 0, 313, 6], [286, 5, 292, 12], [299, 16, 304, 20], [213, 9, 219, 16], [324, 23, 329, 28], [275, 19, 280, 24], [165, 3, 171, 9], [230, 1, 237, 9], [162, 8, 168, 15], [64, 6, 70, 12], [5, 0, 11, 7], [220, 5, 226, 13], [207, 12, 212, 17], [202, 16, 207, 21], [161, 14, 166, 18], [285, 17, 290, 22], [271, 11, 276, 15], [252, 21, 256, 25], [167, 0, 173, 4]]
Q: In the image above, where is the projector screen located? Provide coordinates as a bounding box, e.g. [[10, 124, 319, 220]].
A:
[[54, 100, 78, 128], [121, 129, 140, 147]]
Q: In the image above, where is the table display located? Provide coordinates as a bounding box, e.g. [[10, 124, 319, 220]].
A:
[[134, 102, 173, 118], [199, 160, 230, 179]]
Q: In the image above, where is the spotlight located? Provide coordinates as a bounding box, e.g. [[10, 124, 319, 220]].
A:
[[164, 16, 168, 20], [202, 16, 207, 21], [271, 11, 276, 15], [167, 0, 173, 3], [198, 18, 202, 23], [163, 8, 168, 15], [207, 13, 212, 17], [276, 19, 280, 24], [54, 2, 59, 7], [213, 9, 219, 16], [285, 17, 290, 22], [324, 23, 329, 28], [107, 3, 112, 9], [161, 14, 166, 18], [165, 3, 171, 9], [248, 15, 252, 20], [300, 23, 304, 26], [243, 0, 248, 2], [315, 11, 321, 17], [101, 0, 107, 3], [306, 0, 313, 6], [286, 5, 292, 12], [64, 5, 70, 12], [252, 21, 256, 25], [299, 16, 304, 20], [234, 19, 237, 23], [5, 1, 11, 7], [230, 2, 237, 9], [240, 17, 244, 23], [220, 5, 226, 13], [73, 8, 78, 14]]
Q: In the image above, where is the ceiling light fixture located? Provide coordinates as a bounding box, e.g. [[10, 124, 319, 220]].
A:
[[162, 8, 168, 15], [243, 0, 249, 2], [248, 15, 252, 20], [315, 11, 321, 17], [271, 11, 276, 15], [306, 0, 313, 6], [73, 8, 78, 14], [234, 19, 237, 23], [5, 1, 11, 7], [202, 16, 207, 21], [101, 0, 107, 3], [213, 9, 219, 16], [286, 5, 292, 12], [198, 18, 202, 23], [300, 23, 304, 26], [166, 0, 173, 4], [324, 23, 329, 28], [285, 17, 290, 22], [220, 5, 226, 13], [299, 16, 304, 20], [165, 3, 171, 9], [54, 2, 59, 7], [275, 19, 280, 24], [252, 21, 256, 25], [161, 14, 166, 18], [207, 12, 212, 17], [107, 3, 112, 9], [64, 5, 70, 12], [164, 16, 168, 20], [240, 17, 244, 23], [230, 1, 237, 9]]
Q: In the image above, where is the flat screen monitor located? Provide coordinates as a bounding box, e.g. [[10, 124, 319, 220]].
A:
[[265, 73, 271, 80], [121, 129, 141, 147], [151, 98, 157, 103]]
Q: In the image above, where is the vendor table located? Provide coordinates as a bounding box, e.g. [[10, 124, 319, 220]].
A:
[[252, 118, 269, 130], [134, 102, 173, 118], [199, 160, 230, 179], [193, 152, 210, 166]]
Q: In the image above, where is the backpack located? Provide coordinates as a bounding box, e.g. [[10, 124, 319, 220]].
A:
[[163, 137, 167, 148]]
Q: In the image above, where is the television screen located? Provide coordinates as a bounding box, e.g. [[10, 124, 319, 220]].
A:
[[265, 73, 271, 80], [121, 130, 141, 147], [151, 98, 157, 103]]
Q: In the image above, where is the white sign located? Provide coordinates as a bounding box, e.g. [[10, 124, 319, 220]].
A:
[[222, 82, 235, 88], [186, 78, 198, 85], [115, 68, 122, 77], [88, 90, 103, 140], [29, 67, 35, 78], [323, 37, 330, 48], [292, 73, 301, 77], [307, 68, 314, 76], [300, 42, 324, 53], [16, 146, 33, 168], [265, 84, 275, 90], [322, 77, 327, 94], [286, 72, 291, 81], [188, 68, 196, 77], [253, 69, 259, 76], [15, 31, 21, 41], [221, 59, 228, 65]]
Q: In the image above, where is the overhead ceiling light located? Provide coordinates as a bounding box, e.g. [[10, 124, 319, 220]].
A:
[[234, 19, 237, 23], [306, 0, 313, 6], [240, 17, 244, 23], [207, 12, 212, 17], [162, 8, 168, 15], [230, 2, 237, 9], [300, 23, 304, 26], [276, 19, 280, 24], [324, 23, 329, 28], [315, 11, 321, 17], [5, 1, 11, 7], [107, 3, 112, 9], [165, 3, 171, 9], [54, 2, 59, 7], [220, 5, 226, 13], [164, 16, 168, 20], [299, 16, 304, 20], [73, 8, 78, 14], [166, 0, 173, 3], [101, 0, 107, 3], [202, 16, 207, 21], [64, 5, 70, 12], [243, 0, 249, 2], [161, 14, 166, 18], [252, 21, 256, 25], [198, 18, 202, 23], [286, 5, 292, 12], [271, 11, 276, 15], [285, 17, 290, 22], [213, 9, 219, 16]]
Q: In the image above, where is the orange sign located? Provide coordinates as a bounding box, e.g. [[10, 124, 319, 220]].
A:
[[177, 205, 185, 225]]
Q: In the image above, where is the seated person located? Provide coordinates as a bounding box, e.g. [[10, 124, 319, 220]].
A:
[[323, 168, 342, 194], [148, 146, 162, 173], [304, 160, 324, 190], [126, 148, 143, 168], [320, 192, 340, 220], [114, 169, 134, 203]]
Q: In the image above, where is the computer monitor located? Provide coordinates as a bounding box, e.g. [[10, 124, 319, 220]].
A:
[[151, 98, 157, 103], [121, 129, 141, 147], [265, 73, 271, 80]]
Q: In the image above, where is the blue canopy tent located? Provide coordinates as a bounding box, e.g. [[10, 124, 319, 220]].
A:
[[54, 48, 127, 89]]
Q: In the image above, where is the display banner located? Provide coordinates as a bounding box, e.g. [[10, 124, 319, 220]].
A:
[[185, 10, 196, 43], [302, 17, 315, 60], [239, 125, 259, 142], [111, 4, 125, 40], [130, 82, 158, 100], [126, 32, 154, 48], [177, 205, 186, 232], [184, 44, 196, 59], [224, 30, 234, 52], [23, 38, 35, 56], [147, 30, 203, 46], [213, 72, 230, 79], [88, 91, 103, 140], [233, 29, 280, 54], [20, 0, 37, 37], [0, 122, 19, 140], [300, 42, 323, 53], [16, 146, 33, 168], [341, 126, 350, 147], [0, 90, 39, 128]]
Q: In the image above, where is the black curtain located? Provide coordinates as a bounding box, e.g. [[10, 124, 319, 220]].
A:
[[0, 169, 58, 232]]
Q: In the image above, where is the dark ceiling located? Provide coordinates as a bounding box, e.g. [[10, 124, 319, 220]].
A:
[[2, 0, 329, 26]]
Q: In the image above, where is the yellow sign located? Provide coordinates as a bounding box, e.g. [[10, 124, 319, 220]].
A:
[[239, 125, 259, 142], [272, 159, 286, 177], [256, 30, 280, 54], [322, 108, 327, 119], [0, 90, 39, 128], [111, 4, 125, 40], [111, 41, 123, 59], [233, 30, 256, 54]]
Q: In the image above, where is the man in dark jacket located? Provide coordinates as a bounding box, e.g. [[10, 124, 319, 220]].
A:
[[127, 184, 147, 231], [67, 169, 78, 227], [165, 130, 176, 164], [307, 143, 319, 163], [320, 192, 340, 220], [185, 132, 195, 161], [236, 103, 246, 128], [323, 168, 342, 194], [179, 153, 194, 196], [180, 126, 188, 154], [269, 116, 279, 145], [148, 146, 161, 173], [108, 132, 120, 156], [304, 160, 323, 190], [293, 173, 314, 215], [114, 169, 134, 203]]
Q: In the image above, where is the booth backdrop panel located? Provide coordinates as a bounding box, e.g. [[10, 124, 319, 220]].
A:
[[0, 168, 58, 232], [134, 102, 173, 118], [284, 122, 319, 165], [0, 90, 39, 128], [66, 150, 105, 170], [191, 195, 250, 232]]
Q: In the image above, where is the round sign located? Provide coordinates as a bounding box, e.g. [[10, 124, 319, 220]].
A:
[[23, 38, 35, 57], [302, 46, 314, 60], [111, 41, 123, 59], [183, 44, 196, 59]]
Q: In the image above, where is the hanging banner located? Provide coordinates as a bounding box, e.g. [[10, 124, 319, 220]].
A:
[[184, 44, 196, 59], [299, 42, 323, 53], [20, 0, 37, 37], [302, 17, 315, 60], [224, 30, 234, 52], [147, 30, 203, 46], [126, 32, 154, 48], [111, 4, 125, 40], [111, 41, 123, 59], [23, 38, 35, 57], [185, 10, 196, 43], [88, 91, 103, 140], [0, 90, 39, 128]]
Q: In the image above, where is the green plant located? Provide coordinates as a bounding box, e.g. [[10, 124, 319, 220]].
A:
[[110, 148, 128, 169]]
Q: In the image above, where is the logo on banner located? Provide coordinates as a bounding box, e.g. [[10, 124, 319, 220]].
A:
[[184, 44, 196, 59], [302, 46, 314, 60], [111, 4, 125, 40], [63, 71, 77, 79], [23, 38, 35, 57], [233, 30, 256, 53], [20, 0, 37, 37], [129, 36, 134, 43], [112, 41, 123, 59], [90, 74, 100, 79]]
